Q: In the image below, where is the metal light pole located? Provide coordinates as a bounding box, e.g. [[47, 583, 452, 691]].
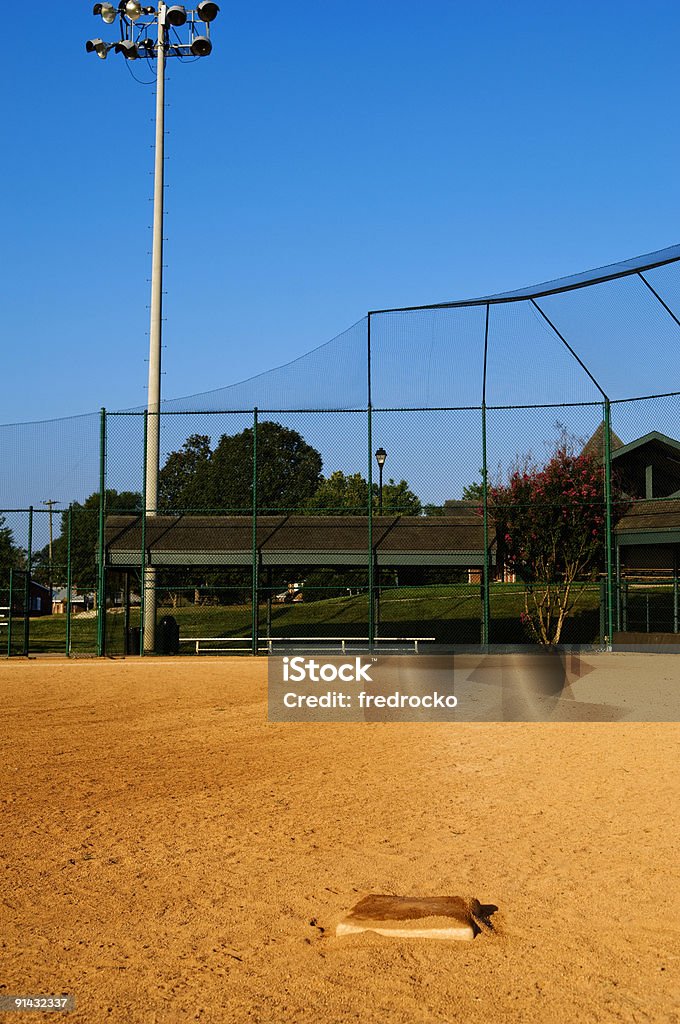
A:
[[144, 2, 166, 656], [86, 1, 220, 652]]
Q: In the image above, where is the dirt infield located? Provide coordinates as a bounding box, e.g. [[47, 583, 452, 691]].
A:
[[1, 657, 678, 1024]]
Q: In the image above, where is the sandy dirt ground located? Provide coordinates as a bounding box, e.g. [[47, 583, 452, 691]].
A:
[[0, 656, 678, 1024]]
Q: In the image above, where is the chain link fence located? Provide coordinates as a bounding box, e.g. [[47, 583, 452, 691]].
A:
[[3, 246, 680, 654]]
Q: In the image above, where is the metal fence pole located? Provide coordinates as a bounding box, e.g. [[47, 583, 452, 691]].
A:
[[604, 399, 614, 647], [481, 402, 491, 646], [97, 408, 106, 657], [7, 567, 13, 657], [481, 304, 491, 646], [622, 579, 628, 632], [65, 504, 73, 656], [139, 411, 148, 656], [23, 507, 33, 656], [251, 407, 259, 655], [616, 544, 622, 632]]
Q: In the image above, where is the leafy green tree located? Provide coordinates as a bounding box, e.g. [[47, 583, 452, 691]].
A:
[[381, 478, 422, 516], [461, 480, 484, 500], [159, 422, 323, 513], [305, 471, 368, 514], [32, 490, 142, 593], [0, 515, 23, 591], [305, 471, 421, 515], [158, 434, 211, 510]]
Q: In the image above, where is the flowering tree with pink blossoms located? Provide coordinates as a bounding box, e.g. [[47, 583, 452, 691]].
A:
[[489, 441, 627, 645]]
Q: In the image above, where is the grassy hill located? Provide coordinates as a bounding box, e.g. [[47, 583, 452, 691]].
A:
[[13, 582, 605, 655]]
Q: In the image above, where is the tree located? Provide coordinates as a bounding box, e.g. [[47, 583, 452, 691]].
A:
[[0, 515, 23, 592], [158, 434, 211, 510], [305, 471, 422, 515], [489, 440, 628, 645], [381, 478, 422, 516], [159, 422, 323, 513], [32, 490, 142, 593], [461, 480, 484, 501], [305, 472, 368, 514]]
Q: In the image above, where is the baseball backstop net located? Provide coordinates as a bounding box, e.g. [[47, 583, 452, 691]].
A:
[[3, 243, 680, 654]]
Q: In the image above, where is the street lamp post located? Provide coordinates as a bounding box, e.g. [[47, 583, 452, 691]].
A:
[[375, 447, 387, 515], [374, 447, 387, 635], [86, 1, 219, 652]]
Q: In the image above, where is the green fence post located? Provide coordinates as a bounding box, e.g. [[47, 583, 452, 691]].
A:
[[367, 314, 374, 651], [599, 578, 606, 643], [615, 543, 621, 633], [604, 399, 614, 648], [139, 411, 148, 656], [481, 403, 491, 647], [251, 407, 259, 655], [23, 507, 33, 656], [97, 408, 106, 657], [65, 504, 73, 656], [7, 568, 13, 657], [622, 579, 628, 632], [481, 304, 491, 647]]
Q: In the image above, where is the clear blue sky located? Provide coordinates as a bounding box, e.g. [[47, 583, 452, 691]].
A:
[[1, 0, 679, 425]]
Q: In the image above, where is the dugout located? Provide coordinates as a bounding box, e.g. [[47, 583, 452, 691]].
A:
[[103, 511, 496, 653], [104, 511, 494, 571]]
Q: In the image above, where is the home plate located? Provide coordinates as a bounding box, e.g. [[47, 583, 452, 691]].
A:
[[336, 895, 487, 941]]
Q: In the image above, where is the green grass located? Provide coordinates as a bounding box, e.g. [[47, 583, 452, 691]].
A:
[[12, 582, 606, 654]]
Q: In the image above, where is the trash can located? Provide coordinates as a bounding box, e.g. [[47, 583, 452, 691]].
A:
[[156, 615, 180, 655], [126, 626, 141, 655]]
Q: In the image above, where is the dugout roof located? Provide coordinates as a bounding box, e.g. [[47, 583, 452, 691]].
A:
[[105, 511, 494, 569]]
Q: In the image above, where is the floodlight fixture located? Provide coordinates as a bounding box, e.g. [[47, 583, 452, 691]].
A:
[[190, 34, 212, 56], [196, 2, 219, 22], [165, 5, 187, 26], [115, 38, 140, 58], [93, 2, 117, 22], [123, 0, 142, 20], [86, 37, 111, 59]]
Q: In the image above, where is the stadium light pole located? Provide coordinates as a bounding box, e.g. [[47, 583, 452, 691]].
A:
[[86, 1, 220, 652]]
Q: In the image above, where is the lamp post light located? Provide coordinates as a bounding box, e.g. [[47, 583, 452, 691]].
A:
[[375, 447, 387, 515], [373, 447, 387, 636], [86, 1, 219, 653]]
